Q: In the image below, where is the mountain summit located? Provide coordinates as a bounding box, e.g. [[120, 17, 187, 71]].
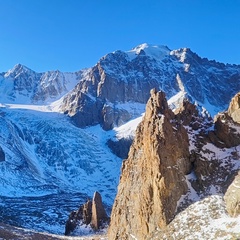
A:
[[59, 43, 240, 130], [126, 43, 171, 60]]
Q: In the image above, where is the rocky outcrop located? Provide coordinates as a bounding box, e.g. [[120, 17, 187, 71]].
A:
[[224, 171, 240, 217], [101, 104, 132, 130], [108, 89, 191, 240], [91, 191, 109, 230], [228, 92, 240, 123], [65, 192, 109, 236], [208, 92, 240, 148]]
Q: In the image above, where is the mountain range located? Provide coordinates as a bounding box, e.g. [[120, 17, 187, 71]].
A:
[[0, 43, 240, 237]]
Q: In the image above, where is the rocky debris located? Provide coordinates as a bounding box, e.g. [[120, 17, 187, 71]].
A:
[[0, 146, 5, 162], [224, 171, 240, 217], [108, 89, 191, 240], [65, 192, 109, 236]]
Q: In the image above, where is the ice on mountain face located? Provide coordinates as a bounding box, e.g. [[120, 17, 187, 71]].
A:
[[0, 192, 90, 235], [0, 102, 121, 234], [0, 107, 121, 206], [113, 115, 144, 140], [168, 90, 187, 112], [126, 43, 171, 61]]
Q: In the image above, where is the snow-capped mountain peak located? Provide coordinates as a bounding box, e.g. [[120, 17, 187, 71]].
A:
[[4, 63, 35, 78], [126, 43, 171, 60]]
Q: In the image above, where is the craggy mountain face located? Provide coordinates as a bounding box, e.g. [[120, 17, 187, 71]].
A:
[[61, 43, 240, 129], [0, 63, 80, 103]]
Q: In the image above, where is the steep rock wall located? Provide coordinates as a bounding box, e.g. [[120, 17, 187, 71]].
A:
[[108, 89, 191, 240]]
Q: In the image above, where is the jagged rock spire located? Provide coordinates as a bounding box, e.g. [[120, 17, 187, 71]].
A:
[[108, 89, 191, 240]]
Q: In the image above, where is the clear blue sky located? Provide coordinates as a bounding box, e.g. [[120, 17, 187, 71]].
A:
[[0, 0, 239, 73]]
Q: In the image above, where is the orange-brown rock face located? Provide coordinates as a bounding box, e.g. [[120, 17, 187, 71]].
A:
[[210, 92, 240, 148], [228, 92, 240, 123], [108, 89, 191, 240]]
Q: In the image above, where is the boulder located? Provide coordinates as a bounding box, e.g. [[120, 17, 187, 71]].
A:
[[224, 171, 240, 217], [209, 93, 240, 148]]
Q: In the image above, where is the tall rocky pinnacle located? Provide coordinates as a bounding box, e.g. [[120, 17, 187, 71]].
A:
[[91, 191, 109, 230], [108, 89, 191, 240], [65, 191, 109, 235]]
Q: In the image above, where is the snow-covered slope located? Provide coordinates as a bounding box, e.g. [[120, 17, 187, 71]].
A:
[[0, 105, 121, 204], [151, 195, 240, 240], [0, 64, 81, 104]]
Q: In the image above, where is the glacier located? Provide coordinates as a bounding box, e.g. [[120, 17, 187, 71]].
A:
[[0, 104, 125, 234]]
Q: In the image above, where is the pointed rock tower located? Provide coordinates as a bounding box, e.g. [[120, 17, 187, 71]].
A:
[[108, 89, 191, 240]]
